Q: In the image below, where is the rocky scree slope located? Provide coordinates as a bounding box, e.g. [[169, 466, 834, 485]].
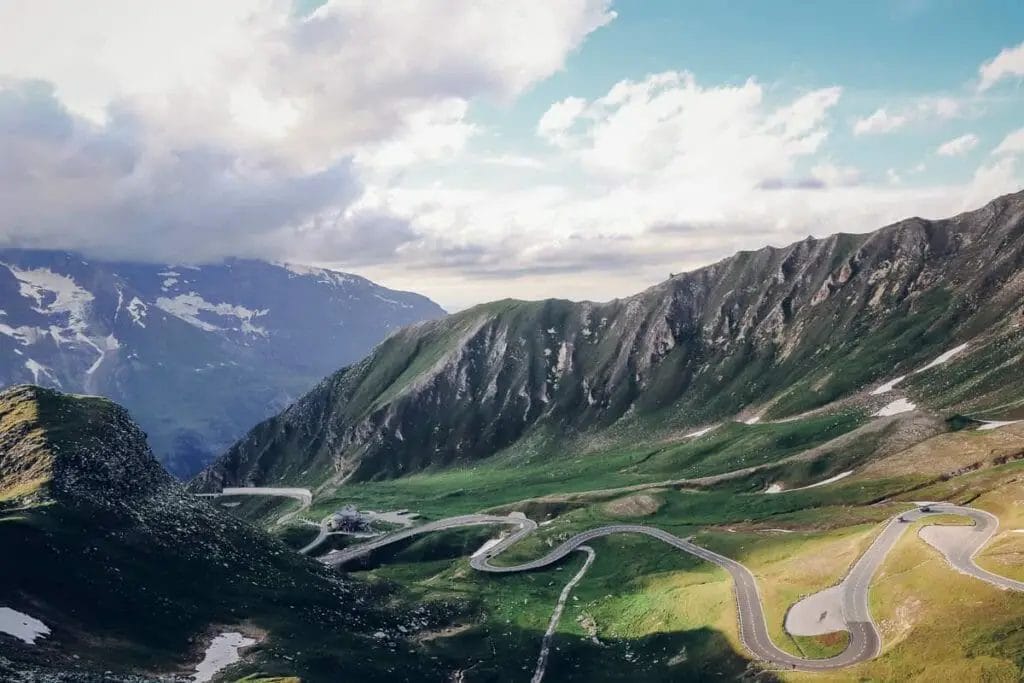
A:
[[0, 252, 445, 477], [0, 385, 462, 680], [194, 190, 1024, 490]]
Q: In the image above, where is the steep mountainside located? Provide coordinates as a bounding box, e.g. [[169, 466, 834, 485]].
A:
[[0, 252, 444, 476], [0, 385, 462, 680], [194, 190, 1024, 491]]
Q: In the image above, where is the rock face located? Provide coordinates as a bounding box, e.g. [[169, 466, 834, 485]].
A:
[[0, 252, 445, 476], [194, 190, 1024, 490]]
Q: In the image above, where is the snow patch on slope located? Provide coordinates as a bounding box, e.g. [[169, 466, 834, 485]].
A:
[[156, 293, 268, 336], [191, 632, 257, 682], [874, 398, 916, 416], [374, 293, 410, 308], [870, 343, 969, 395], [0, 607, 50, 645], [978, 420, 1021, 431], [0, 322, 44, 345], [6, 265, 94, 334], [279, 262, 356, 287], [24, 359, 59, 385], [127, 297, 148, 327], [765, 470, 853, 495], [85, 334, 121, 375], [2, 266, 120, 378], [918, 343, 969, 373], [870, 374, 907, 395], [158, 270, 181, 290]]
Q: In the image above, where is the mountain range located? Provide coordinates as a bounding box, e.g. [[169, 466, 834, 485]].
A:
[[3, 191, 1024, 681], [194, 190, 1024, 492], [0, 251, 444, 476]]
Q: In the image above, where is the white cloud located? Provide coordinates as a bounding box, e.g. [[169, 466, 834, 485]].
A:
[[0, 80, 370, 264], [853, 108, 909, 135], [0, 0, 615, 170], [994, 128, 1024, 156], [936, 133, 979, 157], [541, 72, 841, 189], [228, 83, 302, 140], [0, 0, 266, 123], [538, 96, 588, 147], [926, 96, 963, 119], [979, 41, 1024, 91], [0, 0, 615, 266], [811, 162, 861, 187], [255, 0, 616, 168], [354, 99, 478, 170], [478, 154, 546, 170], [961, 156, 1021, 208], [361, 160, 1022, 309], [852, 97, 964, 137]]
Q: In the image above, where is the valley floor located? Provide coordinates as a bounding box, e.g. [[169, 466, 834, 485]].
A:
[[211, 417, 1024, 681]]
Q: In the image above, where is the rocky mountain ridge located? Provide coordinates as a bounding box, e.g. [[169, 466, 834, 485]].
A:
[[194, 190, 1024, 492]]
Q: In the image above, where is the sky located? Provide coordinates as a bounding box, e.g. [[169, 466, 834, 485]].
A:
[[1, 1, 1023, 311]]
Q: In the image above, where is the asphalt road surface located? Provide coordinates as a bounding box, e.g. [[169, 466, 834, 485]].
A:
[[198, 486, 312, 525], [915, 505, 1024, 590], [325, 503, 1023, 672], [321, 514, 536, 566], [299, 520, 331, 555]]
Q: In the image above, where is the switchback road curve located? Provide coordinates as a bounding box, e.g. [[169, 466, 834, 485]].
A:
[[198, 486, 313, 525], [322, 503, 1024, 672]]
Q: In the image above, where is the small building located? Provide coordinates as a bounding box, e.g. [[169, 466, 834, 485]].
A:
[[326, 505, 371, 532]]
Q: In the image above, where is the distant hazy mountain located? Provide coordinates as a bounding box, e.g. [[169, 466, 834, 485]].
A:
[[194, 190, 1024, 491], [0, 251, 445, 476]]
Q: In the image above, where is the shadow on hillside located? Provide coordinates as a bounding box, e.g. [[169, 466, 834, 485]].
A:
[[427, 624, 774, 683]]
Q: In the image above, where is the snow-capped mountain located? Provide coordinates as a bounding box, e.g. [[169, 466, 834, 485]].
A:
[[0, 250, 445, 477]]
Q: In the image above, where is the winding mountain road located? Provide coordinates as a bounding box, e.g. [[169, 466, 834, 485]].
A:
[[197, 487, 312, 525], [324, 503, 1024, 672]]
